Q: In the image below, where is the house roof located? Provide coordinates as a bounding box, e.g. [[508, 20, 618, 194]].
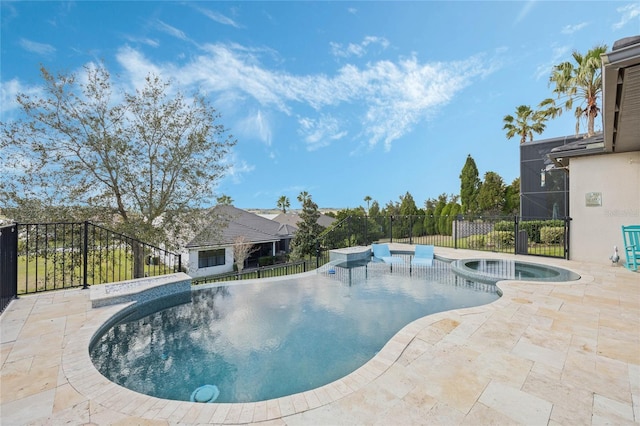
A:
[[546, 36, 640, 168], [186, 205, 295, 248], [271, 212, 336, 228], [547, 133, 605, 168], [601, 35, 640, 154]]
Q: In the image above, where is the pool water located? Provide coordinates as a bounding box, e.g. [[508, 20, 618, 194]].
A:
[[90, 261, 498, 403], [451, 258, 580, 284]]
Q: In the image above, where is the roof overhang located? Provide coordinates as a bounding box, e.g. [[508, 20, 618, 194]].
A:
[[601, 35, 640, 154], [548, 133, 605, 168]]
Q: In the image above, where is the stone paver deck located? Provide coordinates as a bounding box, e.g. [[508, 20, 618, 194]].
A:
[[1, 247, 639, 425]]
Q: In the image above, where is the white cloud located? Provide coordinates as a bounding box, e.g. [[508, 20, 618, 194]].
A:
[[534, 45, 570, 80], [155, 19, 190, 41], [221, 152, 255, 184], [113, 43, 492, 151], [330, 36, 389, 58], [18, 38, 56, 56], [196, 6, 241, 28], [561, 22, 588, 35], [613, 3, 640, 30], [514, 0, 536, 24], [0, 78, 43, 119], [298, 115, 348, 151], [237, 110, 272, 146], [123, 35, 160, 48]]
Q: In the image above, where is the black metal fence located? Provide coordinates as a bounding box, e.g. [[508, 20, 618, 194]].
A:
[[192, 259, 314, 285], [1, 221, 181, 303], [316, 215, 571, 261]]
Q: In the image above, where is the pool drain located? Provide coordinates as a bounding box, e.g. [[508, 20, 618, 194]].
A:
[[190, 384, 220, 403]]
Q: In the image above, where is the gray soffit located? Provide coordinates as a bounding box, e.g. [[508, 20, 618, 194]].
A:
[[602, 35, 640, 154]]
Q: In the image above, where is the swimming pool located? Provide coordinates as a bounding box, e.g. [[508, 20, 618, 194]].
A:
[[90, 260, 498, 403]]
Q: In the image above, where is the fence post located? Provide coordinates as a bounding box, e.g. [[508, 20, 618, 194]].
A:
[[564, 217, 571, 259], [454, 215, 459, 250], [409, 216, 413, 245], [390, 216, 393, 243], [364, 215, 368, 245], [514, 216, 519, 256], [82, 221, 89, 289]]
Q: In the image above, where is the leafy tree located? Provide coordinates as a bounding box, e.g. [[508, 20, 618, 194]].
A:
[[433, 194, 448, 234], [477, 172, 506, 215], [459, 154, 481, 215], [503, 105, 548, 144], [216, 195, 234, 205], [399, 192, 418, 216], [277, 195, 290, 213], [503, 178, 520, 215], [1, 64, 235, 255], [541, 44, 607, 137], [423, 207, 436, 235], [290, 193, 322, 259]]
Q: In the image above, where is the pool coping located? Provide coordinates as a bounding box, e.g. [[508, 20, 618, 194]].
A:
[[63, 253, 597, 423]]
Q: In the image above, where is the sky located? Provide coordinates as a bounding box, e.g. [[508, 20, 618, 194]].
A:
[[2, 1, 639, 211]]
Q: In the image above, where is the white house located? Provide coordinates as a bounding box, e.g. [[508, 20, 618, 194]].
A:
[[547, 36, 640, 264], [185, 205, 296, 278]]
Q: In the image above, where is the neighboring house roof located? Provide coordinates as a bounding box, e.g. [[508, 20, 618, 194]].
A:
[[186, 205, 295, 248], [547, 133, 605, 168], [271, 212, 336, 228]]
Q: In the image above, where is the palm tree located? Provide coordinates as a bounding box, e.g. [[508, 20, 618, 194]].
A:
[[364, 195, 372, 213], [542, 44, 607, 137], [297, 191, 310, 205], [503, 105, 547, 144], [277, 195, 290, 213]]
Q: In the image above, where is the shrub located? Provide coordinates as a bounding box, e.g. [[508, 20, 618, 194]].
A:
[[259, 256, 276, 266], [466, 234, 485, 249], [487, 230, 514, 248], [540, 226, 564, 244], [494, 220, 514, 232]]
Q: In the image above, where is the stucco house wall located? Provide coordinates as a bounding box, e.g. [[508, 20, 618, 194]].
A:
[[569, 151, 640, 264], [187, 246, 235, 278]]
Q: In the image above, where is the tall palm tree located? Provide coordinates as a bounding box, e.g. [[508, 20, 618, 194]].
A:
[[297, 191, 310, 205], [542, 44, 607, 137], [503, 105, 547, 144], [364, 195, 372, 213], [277, 195, 290, 213]]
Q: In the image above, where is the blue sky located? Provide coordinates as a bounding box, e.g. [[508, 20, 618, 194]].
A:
[[2, 1, 639, 210]]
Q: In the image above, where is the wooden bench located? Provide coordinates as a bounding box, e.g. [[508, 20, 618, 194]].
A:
[[622, 225, 640, 271]]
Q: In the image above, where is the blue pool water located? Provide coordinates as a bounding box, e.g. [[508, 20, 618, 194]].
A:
[[90, 261, 499, 403], [451, 258, 580, 284]]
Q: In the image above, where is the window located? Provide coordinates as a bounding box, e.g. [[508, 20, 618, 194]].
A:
[[198, 249, 225, 268]]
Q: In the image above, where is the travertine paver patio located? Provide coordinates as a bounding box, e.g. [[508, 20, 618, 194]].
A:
[[1, 247, 638, 425]]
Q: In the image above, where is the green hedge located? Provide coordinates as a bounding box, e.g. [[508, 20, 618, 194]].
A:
[[487, 230, 514, 248], [495, 219, 563, 243], [467, 234, 485, 249], [540, 226, 564, 244]]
